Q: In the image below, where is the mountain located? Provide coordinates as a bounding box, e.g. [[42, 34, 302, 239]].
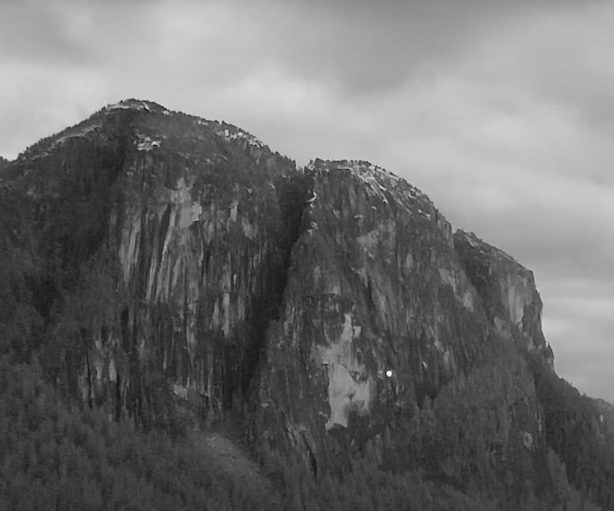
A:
[[0, 99, 612, 510]]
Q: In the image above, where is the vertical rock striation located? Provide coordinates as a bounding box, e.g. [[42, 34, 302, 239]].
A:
[[256, 161, 530, 462], [1, 99, 305, 426]]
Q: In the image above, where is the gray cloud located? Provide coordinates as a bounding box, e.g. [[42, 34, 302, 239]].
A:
[[543, 284, 614, 401], [253, 0, 603, 96], [0, 2, 89, 65]]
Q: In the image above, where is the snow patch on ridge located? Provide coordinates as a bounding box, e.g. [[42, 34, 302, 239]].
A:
[[215, 127, 264, 149], [307, 160, 441, 224], [105, 99, 169, 113], [53, 123, 102, 146]]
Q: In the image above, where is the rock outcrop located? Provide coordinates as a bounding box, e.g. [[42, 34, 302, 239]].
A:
[[254, 161, 552, 478], [258, 160, 478, 428], [1, 99, 305, 426], [454, 230, 554, 364]]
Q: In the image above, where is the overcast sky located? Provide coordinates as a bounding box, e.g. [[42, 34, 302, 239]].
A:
[[1, 0, 612, 403]]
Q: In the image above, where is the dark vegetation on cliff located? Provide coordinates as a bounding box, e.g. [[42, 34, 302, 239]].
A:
[[0, 100, 613, 510]]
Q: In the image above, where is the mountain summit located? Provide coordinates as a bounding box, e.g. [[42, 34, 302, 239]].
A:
[[0, 100, 612, 510]]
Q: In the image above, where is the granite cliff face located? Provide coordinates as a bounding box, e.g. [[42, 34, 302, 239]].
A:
[[254, 160, 552, 485], [1, 100, 611, 510], [258, 160, 481, 430], [454, 231, 553, 361], [0, 99, 304, 426]]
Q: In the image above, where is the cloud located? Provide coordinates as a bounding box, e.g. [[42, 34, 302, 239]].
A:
[[0, 1, 90, 66], [543, 284, 614, 401], [249, 0, 606, 97], [464, 1, 614, 133]]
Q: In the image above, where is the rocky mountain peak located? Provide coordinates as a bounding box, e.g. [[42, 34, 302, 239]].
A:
[[100, 98, 265, 149], [308, 158, 430, 203], [304, 159, 451, 250], [103, 98, 170, 114]]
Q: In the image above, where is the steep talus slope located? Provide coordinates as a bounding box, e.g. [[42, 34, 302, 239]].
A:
[[1, 101, 613, 510]]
